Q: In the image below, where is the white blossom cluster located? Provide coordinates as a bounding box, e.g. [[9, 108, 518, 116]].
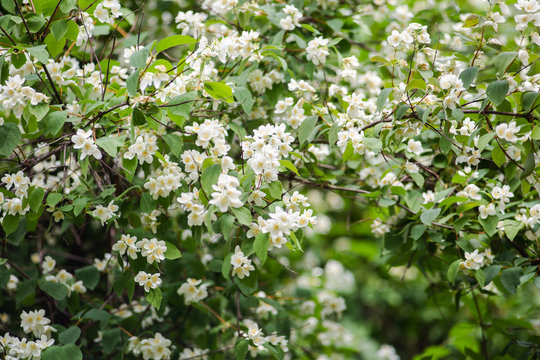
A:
[[230, 245, 255, 279], [177, 278, 209, 305], [242, 124, 294, 183], [144, 155, 185, 199], [209, 173, 243, 212], [112, 234, 169, 265], [124, 133, 159, 165], [0, 75, 48, 117], [1, 171, 31, 217], [91, 200, 118, 225], [44, 266, 87, 296], [306, 37, 330, 66], [134, 271, 162, 292], [127, 333, 172, 360], [0, 310, 55, 360], [243, 319, 288, 355], [460, 248, 495, 270], [279, 5, 302, 31], [71, 129, 102, 161]]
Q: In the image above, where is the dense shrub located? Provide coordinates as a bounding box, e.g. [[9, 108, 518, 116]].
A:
[[0, 0, 539, 359]]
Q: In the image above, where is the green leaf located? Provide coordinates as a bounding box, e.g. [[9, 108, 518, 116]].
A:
[[484, 265, 501, 285], [234, 86, 254, 113], [463, 14, 479, 27], [140, 192, 156, 213], [342, 141, 354, 161], [162, 133, 183, 158], [26, 13, 47, 32], [59, 326, 81, 344], [96, 136, 124, 157], [28, 187, 45, 212], [42, 344, 83, 360], [146, 287, 162, 309], [500, 267, 523, 294], [376, 88, 393, 112], [231, 207, 252, 226], [204, 82, 234, 103], [478, 215, 498, 236], [406, 79, 426, 92], [51, 20, 68, 40], [420, 208, 441, 226], [364, 137, 382, 152], [130, 47, 149, 68], [477, 132, 494, 152], [27, 45, 49, 63], [0, 122, 21, 157], [475, 269, 485, 287], [44, 111, 67, 136], [234, 273, 258, 295], [267, 181, 282, 199], [38, 278, 68, 300], [459, 67, 478, 89], [522, 91, 539, 112], [168, 91, 197, 118], [75, 266, 100, 290], [235, 339, 249, 360], [298, 116, 317, 145], [263, 343, 284, 360], [84, 309, 111, 321], [494, 52, 517, 76], [164, 242, 182, 260], [254, 233, 269, 265], [222, 253, 232, 281], [123, 157, 137, 182], [2, 214, 20, 236], [486, 80, 509, 106], [410, 224, 426, 240], [126, 69, 139, 97], [492, 145, 506, 167], [0, 266, 11, 289], [46, 193, 62, 207], [447, 259, 461, 284], [155, 35, 196, 53], [220, 214, 235, 241], [29, 103, 49, 121], [279, 160, 299, 176], [201, 164, 222, 198], [45, 33, 66, 58]]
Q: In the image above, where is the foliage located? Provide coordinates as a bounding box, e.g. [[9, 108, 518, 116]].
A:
[[0, 0, 540, 359]]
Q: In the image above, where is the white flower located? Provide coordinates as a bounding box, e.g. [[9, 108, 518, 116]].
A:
[[134, 271, 162, 292], [406, 139, 424, 156], [177, 278, 209, 305], [479, 203, 496, 219]]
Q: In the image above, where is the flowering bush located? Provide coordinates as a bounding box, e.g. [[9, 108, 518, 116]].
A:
[[1, 0, 540, 359]]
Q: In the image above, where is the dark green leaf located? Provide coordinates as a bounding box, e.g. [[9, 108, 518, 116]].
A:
[[59, 326, 81, 344], [38, 279, 68, 300], [0, 122, 21, 157], [486, 80, 509, 106]]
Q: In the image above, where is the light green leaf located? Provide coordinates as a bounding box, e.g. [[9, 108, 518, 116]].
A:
[[96, 136, 124, 158], [298, 116, 317, 145], [146, 288, 162, 309], [164, 242, 182, 260], [254, 233, 269, 265], [376, 88, 393, 112], [155, 35, 196, 53], [204, 82, 233, 103], [447, 259, 461, 284]]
